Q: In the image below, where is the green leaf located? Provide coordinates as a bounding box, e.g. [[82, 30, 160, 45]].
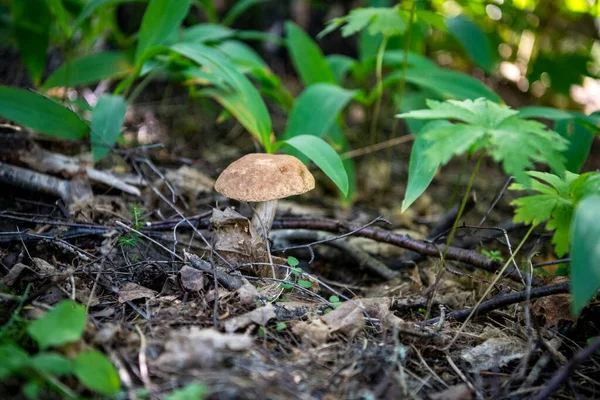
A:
[[74, 0, 147, 27], [511, 171, 590, 257], [12, 0, 51, 85], [173, 43, 272, 151], [279, 282, 294, 289], [298, 280, 313, 289], [31, 353, 72, 376], [570, 195, 600, 316], [43, 51, 134, 89], [517, 106, 574, 120], [222, 0, 270, 26], [287, 256, 299, 267], [397, 98, 568, 185], [275, 322, 287, 331], [326, 55, 356, 84], [415, 10, 446, 31], [446, 15, 494, 73], [0, 344, 30, 379], [136, 0, 192, 63], [72, 350, 121, 396], [402, 121, 451, 212], [44, 0, 72, 37], [402, 68, 501, 102], [183, 24, 235, 43], [0, 86, 89, 140], [27, 300, 86, 349], [555, 119, 595, 173], [216, 40, 267, 69], [322, 6, 408, 38], [285, 21, 336, 86], [283, 84, 356, 140], [165, 383, 208, 400], [91, 94, 126, 162], [283, 135, 349, 196]]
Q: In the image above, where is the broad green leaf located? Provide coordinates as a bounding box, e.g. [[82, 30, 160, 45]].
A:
[[183, 24, 234, 43], [135, 0, 192, 63], [44, 0, 72, 37], [27, 300, 86, 349], [326, 55, 356, 84], [165, 383, 208, 400], [285, 21, 336, 86], [91, 94, 126, 162], [222, 0, 270, 26], [397, 89, 432, 134], [415, 10, 446, 31], [283, 135, 349, 196], [283, 84, 356, 140], [555, 119, 594, 173], [570, 195, 600, 316], [23, 381, 41, 400], [446, 15, 494, 73], [73, 350, 121, 396], [74, 0, 147, 27], [173, 43, 272, 151], [31, 353, 72, 376], [326, 124, 356, 202], [402, 121, 451, 212], [298, 280, 313, 289], [0, 86, 89, 140], [403, 67, 501, 102], [0, 344, 30, 379], [217, 40, 267, 69], [12, 0, 51, 85], [43, 52, 133, 89], [517, 106, 574, 120]]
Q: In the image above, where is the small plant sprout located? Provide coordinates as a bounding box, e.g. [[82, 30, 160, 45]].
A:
[[214, 153, 315, 240], [481, 250, 504, 262]]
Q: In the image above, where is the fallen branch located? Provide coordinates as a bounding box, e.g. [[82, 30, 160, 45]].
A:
[[422, 281, 570, 325]]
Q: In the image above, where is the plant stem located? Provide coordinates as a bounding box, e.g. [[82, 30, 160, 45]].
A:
[[368, 34, 389, 146], [445, 224, 536, 349]]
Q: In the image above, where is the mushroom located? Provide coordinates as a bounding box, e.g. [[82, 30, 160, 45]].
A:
[[214, 153, 315, 240]]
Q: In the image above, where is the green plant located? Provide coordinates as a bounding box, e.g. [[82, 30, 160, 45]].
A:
[[481, 250, 504, 263], [279, 256, 313, 290], [164, 382, 208, 400], [119, 203, 145, 247], [0, 300, 120, 398]]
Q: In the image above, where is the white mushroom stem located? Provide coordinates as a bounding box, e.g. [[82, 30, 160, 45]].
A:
[[251, 200, 277, 241]]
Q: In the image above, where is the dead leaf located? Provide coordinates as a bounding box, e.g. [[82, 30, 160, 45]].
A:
[[0, 262, 27, 286], [532, 277, 575, 329], [293, 319, 330, 345], [163, 165, 214, 201], [320, 301, 365, 339], [223, 304, 276, 333], [31, 258, 56, 277], [155, 327, 252, 371], [179, 265, 204, 292], [236, 282, 260, 305], [118, 282, 157, 303], [459, 337, 526, 372], [429, 384, 473, 400]]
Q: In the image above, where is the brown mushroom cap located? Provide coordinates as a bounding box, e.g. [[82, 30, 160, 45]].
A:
[[215, 153, 315, 202]]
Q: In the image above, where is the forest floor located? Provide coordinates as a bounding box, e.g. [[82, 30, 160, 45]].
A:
[[1, 91, 599, 400]]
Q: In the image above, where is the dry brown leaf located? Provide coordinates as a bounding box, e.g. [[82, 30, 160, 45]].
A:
[[118, 282, 157, 303], [320, 301, 365, 339], [293, 319, 329, 345], [533, 293, 575, 328], [236, 282, 260, 305], [0, 262, 27, 286], [223, 304, 276, 333], [179, 265, 204, 292], [459, 337, 526, 372], [155, 327, 252, 371]]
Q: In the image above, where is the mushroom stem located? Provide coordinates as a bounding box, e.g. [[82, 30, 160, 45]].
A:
[[251, 200, 277, 240]]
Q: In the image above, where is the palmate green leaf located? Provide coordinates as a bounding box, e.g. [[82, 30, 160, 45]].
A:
[[402, 121, 451, 212], [135, 0, 192, 63], [570, 195, 600, 316], [510, 171, 596, 257], [12, 0, 51, 85], [172, 42, 272, 152], [285, 21, 336, 86], [27, 300, 86, 350], [73, 350, 120, 396], [43, 51, 134, 89], [446, 15, 494, 73], [283, 84, 356, 140], [0, 86, 89, 140], [322, 6, 408, 38], [91, 94, 126, 162], [283, 135, 349, 196], [397, 98, 568, 187]]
